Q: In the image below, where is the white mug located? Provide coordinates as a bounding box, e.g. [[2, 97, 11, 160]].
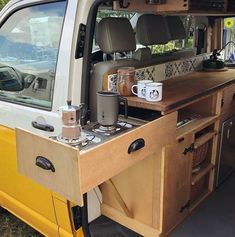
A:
[[145, 82, 163, 102], [131, 80, 153, 98]]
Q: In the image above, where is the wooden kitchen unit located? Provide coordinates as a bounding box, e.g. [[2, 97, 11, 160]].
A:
[[101, 70, 235, 236], [15, 69, 235, 237]]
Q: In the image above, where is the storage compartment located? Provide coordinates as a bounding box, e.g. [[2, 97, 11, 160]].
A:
[[221, 84, 235, 114], [120, 106, 162, 122], [190, 0, 225, 11], [114, 0, 227, 12], [190, 174, 209, 203], [193, 142, 209, 167], [190, 124, 216, 206], [193, 125, 215, 168], [177, 95, 218, 138], [16, 112, 177, 206]]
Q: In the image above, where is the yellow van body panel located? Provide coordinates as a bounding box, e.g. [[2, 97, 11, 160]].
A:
[[0, 125, 82, 237], [53, 197, 74, 234]]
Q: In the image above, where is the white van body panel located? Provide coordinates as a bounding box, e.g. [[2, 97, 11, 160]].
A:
[[0, 0, 101, 223]]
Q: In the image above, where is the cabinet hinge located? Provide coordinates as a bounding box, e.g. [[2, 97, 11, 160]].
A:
[[180, 200, 191, 213], [183, 144, 194, 155], [75, 24, 86, 59], [221, 98, 224, 108]]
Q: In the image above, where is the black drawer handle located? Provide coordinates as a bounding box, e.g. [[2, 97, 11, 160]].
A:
[[32, 121, 54, 132], [36, 156, 55, 172], [128, 138, 145, 154]]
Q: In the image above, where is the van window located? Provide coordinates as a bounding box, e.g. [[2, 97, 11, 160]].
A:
[[223, 17, 235, 61], [0, 1, 66, 110]]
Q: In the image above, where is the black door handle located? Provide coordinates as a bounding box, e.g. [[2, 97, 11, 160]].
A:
[[36, 156, 55, 172], [128, 138, 145, 154], [32, 121, 54, 132]]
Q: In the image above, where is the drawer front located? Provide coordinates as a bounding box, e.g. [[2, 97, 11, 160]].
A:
[[80, 112, 177, 194], [16, 128, 83, 206], [222, 84, 235, 113], [16, 112, 177, 205]]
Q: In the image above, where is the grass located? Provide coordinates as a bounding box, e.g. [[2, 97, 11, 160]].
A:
[[0, 209, 43, 237]]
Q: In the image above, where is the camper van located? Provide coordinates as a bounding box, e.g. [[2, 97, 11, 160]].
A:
[[1, 0, 235, 236]]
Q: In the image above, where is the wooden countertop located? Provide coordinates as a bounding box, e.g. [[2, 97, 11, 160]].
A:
[[126, 69, 235, 113]]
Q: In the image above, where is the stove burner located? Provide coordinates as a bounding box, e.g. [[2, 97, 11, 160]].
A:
[[92, 124, 121, 136], [92, 121, 133, 136], [56, 132, 88, 146]]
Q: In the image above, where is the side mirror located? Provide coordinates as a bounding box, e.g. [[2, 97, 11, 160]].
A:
[[0, 66, 23, 91]]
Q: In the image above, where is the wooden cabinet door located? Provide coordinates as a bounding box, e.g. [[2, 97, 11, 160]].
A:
[[222, 84, 235, 114], [162, 134, 193, 234]]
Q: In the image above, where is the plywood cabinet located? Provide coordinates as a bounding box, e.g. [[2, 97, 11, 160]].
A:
[[114, 0, 228, 13]]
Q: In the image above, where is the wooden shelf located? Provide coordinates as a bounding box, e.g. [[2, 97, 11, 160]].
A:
[[194, 131, 217, 149], [191, 163, 214, 186], [126, 70, 235, 114], [177, 114, 219, 139], [190, 190, 211, 211]]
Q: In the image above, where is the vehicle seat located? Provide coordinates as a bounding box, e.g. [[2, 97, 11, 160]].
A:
[[166, 16, 195, 59], [135, 14, 176, 65], [89, 17, 141, 121]]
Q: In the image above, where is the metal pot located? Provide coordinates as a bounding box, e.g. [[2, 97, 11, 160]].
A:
[[97, 91, 128, 126]]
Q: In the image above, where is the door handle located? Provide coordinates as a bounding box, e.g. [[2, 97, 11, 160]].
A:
[[32, 121, 54, 132]]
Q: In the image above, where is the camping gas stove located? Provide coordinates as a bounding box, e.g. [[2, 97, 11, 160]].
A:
[[51, 120, 139, 151]]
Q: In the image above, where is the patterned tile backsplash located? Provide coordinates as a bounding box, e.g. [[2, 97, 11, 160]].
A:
[[107, 53, 209, 92]]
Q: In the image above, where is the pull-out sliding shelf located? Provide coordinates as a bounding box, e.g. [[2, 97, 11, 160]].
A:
[[16, 112, 177, 206]]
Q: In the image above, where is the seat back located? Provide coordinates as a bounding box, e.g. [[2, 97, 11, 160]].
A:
[[135, 14, 177, 65], [166, 16, 195, 59], [89, 17, 139, 121]]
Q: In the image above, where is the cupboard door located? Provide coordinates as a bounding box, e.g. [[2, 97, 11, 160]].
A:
[[222, 84, 235, 114], [162, 134, 193, 234]]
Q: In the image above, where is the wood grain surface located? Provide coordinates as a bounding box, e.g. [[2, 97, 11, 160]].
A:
[[126, 70, 235, 113]]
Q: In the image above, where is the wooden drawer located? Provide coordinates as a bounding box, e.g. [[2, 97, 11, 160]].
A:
[[222, 84, 235, 113], [16, 112, 177, 206]]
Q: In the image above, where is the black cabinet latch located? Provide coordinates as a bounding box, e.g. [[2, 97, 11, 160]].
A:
[[183, 144, 194, 155], [75, 24, 86, 59], [180, 200, 191, 213], [221, 98, 224, 108]]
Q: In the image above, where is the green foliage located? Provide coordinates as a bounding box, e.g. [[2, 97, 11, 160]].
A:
[[0, 0, 10, 10], [97, 10, 134, 22], [151, 38, 193, 54]]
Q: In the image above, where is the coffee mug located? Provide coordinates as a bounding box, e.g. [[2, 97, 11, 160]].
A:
[[97, 91, 128, 126], [145, 82, 163, 102], [131, 80, 153, 98]]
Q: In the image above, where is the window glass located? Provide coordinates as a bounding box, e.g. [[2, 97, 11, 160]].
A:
[[223, 17, 235, 62], [0, 1, 66, 109]]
